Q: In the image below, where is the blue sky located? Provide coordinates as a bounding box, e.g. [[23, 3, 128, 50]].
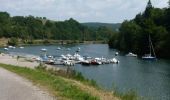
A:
[[0, 0, 169, 23]]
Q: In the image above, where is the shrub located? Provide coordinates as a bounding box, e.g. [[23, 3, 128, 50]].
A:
[[35, 62, 47, 70], [43, 39, 50, 44], [8, 37, 18, 46]]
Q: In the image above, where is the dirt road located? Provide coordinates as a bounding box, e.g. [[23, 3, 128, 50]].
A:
[[0, 67, 55, 100]]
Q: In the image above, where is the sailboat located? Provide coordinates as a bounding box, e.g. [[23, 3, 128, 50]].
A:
[[142, 35, 156, 60]]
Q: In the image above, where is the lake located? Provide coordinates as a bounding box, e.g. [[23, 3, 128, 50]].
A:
[[1, 44, 170, 100]]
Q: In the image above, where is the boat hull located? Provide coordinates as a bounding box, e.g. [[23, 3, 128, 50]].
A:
[[142, 57, 156, 61]]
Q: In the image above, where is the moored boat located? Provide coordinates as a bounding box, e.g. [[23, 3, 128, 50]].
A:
[[90, 60, 102, 65], [115, 52, 119, 56], [110, 58, 119, 64], [142, 35, 157, 60], [126, 52, 137, 57], [19, 46, 24, 49], [41, 48, 47, 52], [63, 60, 75, 66], [76, 47, 80, 52], [142, 54, 156, 60], [81, 60, 91, 66], [4, 48, 9, 51], [57, 47, 61, 50]]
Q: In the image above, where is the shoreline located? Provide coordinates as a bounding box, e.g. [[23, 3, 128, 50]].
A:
[[0, 53, 121, 100], [0, 53, 64, 71], [0, 38, 107, 47]]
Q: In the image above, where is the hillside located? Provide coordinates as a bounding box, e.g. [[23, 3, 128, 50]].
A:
[[108, 1, 170, 58], [82, 22, 121, 31], [0, 12, 116, 43]]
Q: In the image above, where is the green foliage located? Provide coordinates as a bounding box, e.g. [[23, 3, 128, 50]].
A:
[[35, 62, 99, 88], [0, 12, 115, 41], [35, 63, 47, 70], [43, 39, 50, 44], [82, 22, 121, 31], [0, 63, 99, 100], [112, 84, 140, 100], [8, 37, 18, 46], [109, 1, 170, 58], [114, 90, 138, 100]]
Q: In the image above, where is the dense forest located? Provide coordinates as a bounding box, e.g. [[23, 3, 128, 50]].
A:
[[0, 12, 115, 42], [82, 22, 121, 31], [109, 0, 170, 58]]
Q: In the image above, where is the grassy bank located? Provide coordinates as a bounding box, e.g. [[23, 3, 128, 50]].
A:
[[0, 63, 140, 100], [0, 63, 99, 100]]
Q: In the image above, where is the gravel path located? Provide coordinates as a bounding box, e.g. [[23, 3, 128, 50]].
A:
[[0, 67, 55, 100]]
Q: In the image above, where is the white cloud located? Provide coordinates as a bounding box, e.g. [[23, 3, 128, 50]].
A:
[[0, 0, 169, 23]]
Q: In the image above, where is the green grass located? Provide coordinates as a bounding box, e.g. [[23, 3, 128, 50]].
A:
[[113, 90, 139, 100], [0, 63, 142, 100], [0, 63, 99, 100], [36, 64, 99, 88], [112, 84, 142, 100]]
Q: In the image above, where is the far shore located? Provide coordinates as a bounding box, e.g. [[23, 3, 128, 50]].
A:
[[0, 38, 108, 47]]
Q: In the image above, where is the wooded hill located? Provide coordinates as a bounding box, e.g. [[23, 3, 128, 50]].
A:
[[109, 0, 170, 58], [82, 22, 121, 31], [0, 12, 116, 42]]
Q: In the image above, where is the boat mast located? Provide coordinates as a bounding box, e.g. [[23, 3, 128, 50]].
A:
[[149, 35, 152, 56], [149, 34, 156, 58]]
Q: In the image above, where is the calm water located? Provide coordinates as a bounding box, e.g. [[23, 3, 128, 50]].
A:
[[1, 44, 170, 100]]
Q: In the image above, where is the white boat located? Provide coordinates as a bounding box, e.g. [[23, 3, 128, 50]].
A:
[[110, 58, 119, 64], [4, 48, 9, 51], [63, 60, 75, 66], [8, 46, 16, 49], [57, 47, 61, 50], [90, 59, 102, 65], [19, 46, 24, 49], [142, 35, 156, 60], [61, 55, 68, 60], [40, 54, 55, 65], [8, 46, 13, 48], [81, 60, 91, 66], [126, 52, 137, 57], [76, 47, 80, 52], [66, 54, 74, 60], [115, 52, 119, 56], [73, 53, 84, 61], [41, 48, 47, 52], [142, 54, 156, 60], [83, 55, 92, 60]]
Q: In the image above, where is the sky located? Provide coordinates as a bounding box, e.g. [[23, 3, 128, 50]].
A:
[[0, 0, 169, 23]]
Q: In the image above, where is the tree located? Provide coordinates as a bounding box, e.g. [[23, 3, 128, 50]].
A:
[[143, 0, 153, 18], [109, 0, 170, 58], [0, 11, 115, 42], [8, 37, 18, 46]]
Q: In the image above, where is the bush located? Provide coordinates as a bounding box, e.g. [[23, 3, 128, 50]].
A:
[[8, 37, 18, 46], [43, 39, 50, 44], [35, 63, 47, 70]]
